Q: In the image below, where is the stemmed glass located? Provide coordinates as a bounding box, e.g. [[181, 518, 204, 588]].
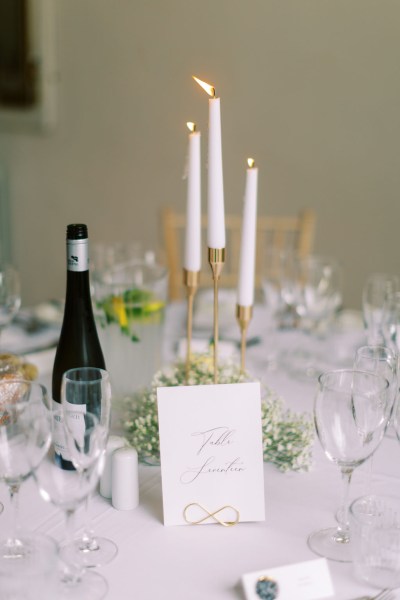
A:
[[261, 247, 299, 368], [33, 409, 108, 599], [362, 273, 399, 345], [0, 265, 21, 345], [382, 290, 400, 354], [308, 369, 391, 562], [283, 255, 342, 379], [61, 367, 117, 568], [0, 380, 55, 571], [296, 255, 342, 335]]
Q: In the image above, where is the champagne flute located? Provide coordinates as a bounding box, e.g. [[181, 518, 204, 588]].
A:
[[33, 409, 108, 599], [61, 367, 117, 568], [308, 369, 390, 562], [0, 380, 56, 571]]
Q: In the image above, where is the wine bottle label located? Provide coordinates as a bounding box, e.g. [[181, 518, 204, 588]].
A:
[[52, 399, 86, 462], [67, 238, 89, 272]]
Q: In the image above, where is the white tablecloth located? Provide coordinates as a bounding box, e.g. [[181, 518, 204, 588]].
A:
[[1, 303, 399, 600]]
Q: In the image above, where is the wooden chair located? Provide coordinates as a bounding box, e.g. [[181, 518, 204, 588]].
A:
[[162, 207, 316, 301]]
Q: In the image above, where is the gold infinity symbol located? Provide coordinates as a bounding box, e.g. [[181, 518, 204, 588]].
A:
[[183, 502, 240, 527]]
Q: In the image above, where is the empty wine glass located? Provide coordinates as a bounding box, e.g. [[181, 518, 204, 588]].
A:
[[308, 369, 391, 562], [0, 265, 21, 346], [382, 290, 400, 355], [296, 255, 343, 335], [362, 273, 399, 345], [61, 367, 117, 568], [33, 409, 108, 599], [0, 380, 55, 572], [334, 345, 397, 523]]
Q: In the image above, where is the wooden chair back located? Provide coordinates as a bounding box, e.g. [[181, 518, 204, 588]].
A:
[[162, 207, 316, 301]]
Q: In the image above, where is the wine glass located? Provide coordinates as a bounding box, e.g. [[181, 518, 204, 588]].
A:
[[382, 290, 400, 354], [362, 273, 399, 345], [33, 409, 108, 599], [308, 369, 391, 562], [0, 380, 56, 571], [61, 367, 117, 568], [334, 345, 397, 523], [296, 255, 342, 335], [0, 265, 21, 345]]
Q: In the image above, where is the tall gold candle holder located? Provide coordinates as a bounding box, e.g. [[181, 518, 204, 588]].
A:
[[236, 305, 253, 373], [208, 247, 226, 384], [183, 269, 200, 380]]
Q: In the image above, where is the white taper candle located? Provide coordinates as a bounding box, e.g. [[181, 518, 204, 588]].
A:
[[183, 123, 201, 271], [237, 159, 258, 306]]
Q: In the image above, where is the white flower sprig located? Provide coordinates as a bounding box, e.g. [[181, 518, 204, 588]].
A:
[[123, 354, 314, 472]]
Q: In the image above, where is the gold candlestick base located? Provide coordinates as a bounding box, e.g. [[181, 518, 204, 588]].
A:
[[236, 304, 253, 373], [183, 269, 200, 381], [208, 248, 226, 384]]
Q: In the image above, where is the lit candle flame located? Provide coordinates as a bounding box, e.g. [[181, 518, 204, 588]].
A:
[[187, 122, 196, 133], [247, 158, 255, 168], [193, 76, 215, 98]]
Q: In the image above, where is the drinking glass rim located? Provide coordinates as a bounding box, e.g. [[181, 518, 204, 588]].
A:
[[349, 493, 400, 523], [0, 379, 49, 408], [62, 367, 109, 384], [317, 368, 390, 393], [355, 344, 398, 360]]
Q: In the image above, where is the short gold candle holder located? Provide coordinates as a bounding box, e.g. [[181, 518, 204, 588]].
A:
[[183, 269, 200, 381], [236, 304, 253, 373], [208, 247, 226, 384]]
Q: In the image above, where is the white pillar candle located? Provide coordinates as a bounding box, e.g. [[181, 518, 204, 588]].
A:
[[99, 435, 127, 499], [237, 159, 258, 307], [193, 76, 225, 249], [111, 447, 139, 510], [183, 123, 201, 272]]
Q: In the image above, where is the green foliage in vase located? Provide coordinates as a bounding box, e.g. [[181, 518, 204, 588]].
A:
[[122, 355, 315, 473]]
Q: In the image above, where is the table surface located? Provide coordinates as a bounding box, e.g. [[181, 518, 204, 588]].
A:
[[1, 302, 399, 600]]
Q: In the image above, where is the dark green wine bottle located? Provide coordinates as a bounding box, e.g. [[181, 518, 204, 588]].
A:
[[52, 224, 105, 469]]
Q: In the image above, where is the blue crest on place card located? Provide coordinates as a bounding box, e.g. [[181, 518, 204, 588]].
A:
[[157, 381, 265, 527]]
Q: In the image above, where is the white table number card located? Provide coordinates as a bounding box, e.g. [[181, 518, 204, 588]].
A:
[[157, 382, 265, 527]]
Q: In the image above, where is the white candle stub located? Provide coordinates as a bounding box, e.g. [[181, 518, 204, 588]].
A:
[[111, 447, 139, 511], [100, 435, 127, 499], [237, 159, 258, 307]]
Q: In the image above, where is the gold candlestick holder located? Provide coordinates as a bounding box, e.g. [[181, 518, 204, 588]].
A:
[[183, 269, 200, 380], [208, 247, 226, 384], [236, 305, 253, 373]]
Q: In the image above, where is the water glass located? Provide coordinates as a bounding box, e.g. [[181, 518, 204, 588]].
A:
[[93, 259, 168, 398], [350, 494, 400, 588]]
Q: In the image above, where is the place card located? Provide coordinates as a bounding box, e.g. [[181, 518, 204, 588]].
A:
[[157, 381, 265, 527], [241, 558, 334, 600]]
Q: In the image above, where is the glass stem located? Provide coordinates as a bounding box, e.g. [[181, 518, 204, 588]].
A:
[[364, 455, 374, 495], [6, 483, 23, 555], [336, 467, 353, 543], [62, 507, 82, 585], [80, 494, 99, 551]]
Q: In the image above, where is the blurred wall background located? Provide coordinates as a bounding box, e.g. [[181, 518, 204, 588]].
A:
[[0, 0, 399, 308]]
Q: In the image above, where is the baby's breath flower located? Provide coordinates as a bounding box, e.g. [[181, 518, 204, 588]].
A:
[[122, 353, 314, 472]]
